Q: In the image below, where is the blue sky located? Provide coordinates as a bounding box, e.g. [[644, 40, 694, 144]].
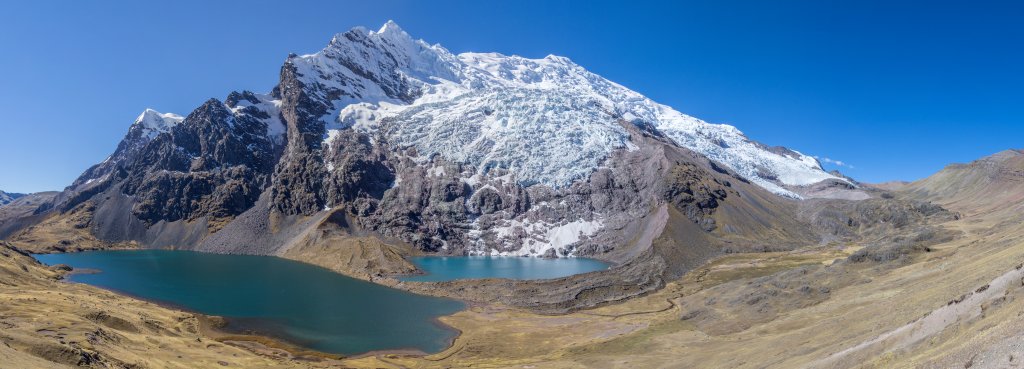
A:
[[1, 1, 1021, 193]]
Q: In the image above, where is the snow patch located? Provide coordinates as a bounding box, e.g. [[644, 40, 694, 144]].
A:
[[134, 109, 183, 139], [476, 218, 604, 257], [428, 166, 446, 177], [228, 93, 286, 142]]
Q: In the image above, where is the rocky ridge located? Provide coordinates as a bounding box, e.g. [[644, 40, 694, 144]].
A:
[[8, 22, 856, 258]]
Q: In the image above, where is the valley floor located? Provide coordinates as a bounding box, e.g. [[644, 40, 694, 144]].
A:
[[2, 200, 1023, 369]]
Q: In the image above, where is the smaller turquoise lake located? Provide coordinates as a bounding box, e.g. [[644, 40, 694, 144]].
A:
[[400, 256, 609, 282]]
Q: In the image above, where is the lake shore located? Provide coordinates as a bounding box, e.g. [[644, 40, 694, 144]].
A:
[[8, 208, 1024, 369], [195, 314, 348, 362], [34, 250, 467, 359]]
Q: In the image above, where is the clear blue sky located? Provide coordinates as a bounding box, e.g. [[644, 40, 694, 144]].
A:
[[1, 1, 1021, 193]]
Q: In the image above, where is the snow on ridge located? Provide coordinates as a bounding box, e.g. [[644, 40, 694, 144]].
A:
[[115, 22, 838, 200], [228, 93, 287, 141], [134, 109, 184, 139], [260, 98, 287, 139], [298, 23, 840, 196], [294, 19, 460, 107], [283, 21, 841, 199], [650, 104, 840, 197], [453, 50, 842, 196]]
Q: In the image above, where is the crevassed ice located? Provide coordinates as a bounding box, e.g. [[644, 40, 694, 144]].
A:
[[381, 89, 630, 187], [301, 22, 840, 197]]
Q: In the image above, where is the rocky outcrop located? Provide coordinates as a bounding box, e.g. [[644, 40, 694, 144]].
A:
[[662, 162, 730, 231], [269, 60, 331, 215]]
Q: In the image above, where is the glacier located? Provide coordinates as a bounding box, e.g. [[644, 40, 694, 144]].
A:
[[297, 21, 840, 198]]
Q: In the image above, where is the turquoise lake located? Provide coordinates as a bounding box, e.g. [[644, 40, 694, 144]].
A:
[[34, 250, 464, 355], [399, 256, 609, 282]]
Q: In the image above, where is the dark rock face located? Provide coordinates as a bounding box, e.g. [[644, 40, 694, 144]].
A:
[[374, 162, 473, 252], [69, 122, 158, 191], [269, 60, 330, 216], [662, 162, 731, 231], [112, 99, 279, 226], [35, 90, 285, 238], [323, 130, 394, 206], [468, 187, 504, 215]]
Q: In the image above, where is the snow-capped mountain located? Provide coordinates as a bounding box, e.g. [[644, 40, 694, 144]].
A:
[[302, 21, 839, 196], [69, 109, 183, 190], [26, 21, 846, 259], [135, 109, 185, 139]]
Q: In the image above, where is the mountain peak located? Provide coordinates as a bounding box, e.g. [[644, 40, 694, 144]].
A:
[[543, 54, 574, 64], [32, 21, 855, 263], [135, 108, 183, 124], [133, 108, 184, 138], [327, 21, 416, 51], [369, 20, 421, 54], [376, 20, 404, 35]]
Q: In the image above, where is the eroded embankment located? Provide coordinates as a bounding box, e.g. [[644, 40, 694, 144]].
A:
[[811, 262, 1024, 368]]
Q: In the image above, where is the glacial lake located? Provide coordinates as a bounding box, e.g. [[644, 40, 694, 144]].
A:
[[34, 250, 464, 356], [399, 256, 609, 282]]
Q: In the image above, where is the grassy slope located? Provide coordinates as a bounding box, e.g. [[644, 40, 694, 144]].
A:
[[0, 241, 330, 368], [3, 150, 1024, 368]]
